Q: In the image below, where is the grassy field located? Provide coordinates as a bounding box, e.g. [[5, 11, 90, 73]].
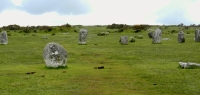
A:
[[0, 26, 200, 95]]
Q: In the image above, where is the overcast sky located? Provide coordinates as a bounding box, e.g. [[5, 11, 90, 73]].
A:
[[0, 0, 199, 26]]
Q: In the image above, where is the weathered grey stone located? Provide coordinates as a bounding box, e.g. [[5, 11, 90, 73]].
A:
[[43, 42, 67, 68], [178, 31, 185, 43], [78, 29, 88, 44], [179, 62, 200, 69], [119, 36, 128, 45], [195, 29, 200, 42], [152, 28, 162, 44], [0, 31, 8, 45]]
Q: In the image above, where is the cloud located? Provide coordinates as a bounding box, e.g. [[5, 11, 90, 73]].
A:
[[154, 0, 195, 25], [19, 0, 91, 15], [0, 0, 15, 12], [155, 11, 193, 25]]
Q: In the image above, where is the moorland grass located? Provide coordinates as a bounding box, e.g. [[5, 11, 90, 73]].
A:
[[0, 26, 200, 95]]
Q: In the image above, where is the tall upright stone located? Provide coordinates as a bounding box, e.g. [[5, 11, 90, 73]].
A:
[[178, 31, 185, 43], [195, 29, 200, 42], [43, 42, 67, 68], [152, 28, 162, 44], [119, 36, 128, 45], [0, 31, 8, 45], [78, 29, 88, 45]]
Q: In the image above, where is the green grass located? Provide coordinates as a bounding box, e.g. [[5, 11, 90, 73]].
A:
[[0, 27, 200, 95]]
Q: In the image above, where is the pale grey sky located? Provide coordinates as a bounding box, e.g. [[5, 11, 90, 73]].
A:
[[0, 0, 199, 26]]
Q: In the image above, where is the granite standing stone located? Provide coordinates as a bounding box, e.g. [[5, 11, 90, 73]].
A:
[[178, 31, 185, 43], [0, 31, 8, 44], [195, 29, 200, 42], [152, 28, 162, 44], [119, 36, 128, 45], [78, 29, 88, 45], [43, 42, 67, 68]]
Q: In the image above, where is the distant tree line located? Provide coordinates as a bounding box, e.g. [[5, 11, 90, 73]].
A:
[[106, 23, 150, 33], [1, 23, 73, 33]]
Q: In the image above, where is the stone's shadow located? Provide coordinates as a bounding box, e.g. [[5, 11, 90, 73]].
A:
[[45, 66, 68, 69]]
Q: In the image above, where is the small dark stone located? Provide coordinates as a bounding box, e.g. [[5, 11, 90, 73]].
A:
[[98, 66, 104, 69], [94, 66, 104, 69], [26, 72, 36, 74]]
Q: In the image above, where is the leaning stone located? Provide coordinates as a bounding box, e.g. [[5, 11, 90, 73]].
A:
[[152, 28, 162, 44], [195, 29, 200, 42], [179, 62, 200, 69], [178, 31, 185, 43], [43, 42, 67, 68], [0, 31, 8, 45], [119, 36, 128, 45], [78, 29, 88, 45]]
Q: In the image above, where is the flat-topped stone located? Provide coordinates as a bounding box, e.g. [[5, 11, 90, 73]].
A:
[[152, 28, 162, 44], [119, 36, 128, 45], [0, 31, 8, 44], [43, 42, 67, 68]]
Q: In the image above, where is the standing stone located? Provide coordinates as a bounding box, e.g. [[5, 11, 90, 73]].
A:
[[0, 31, 8, 45], [195, 29, 200, 42], [178, 31, 185, 43], [43, 42, 67, 68], [152, 28, 162, 44], [119, 36, 128, 45], [78, 29, 88, 45]]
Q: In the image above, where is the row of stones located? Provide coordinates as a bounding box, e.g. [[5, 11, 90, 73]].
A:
[[1, 28, 200, 68], [119, 28, 200, 44]]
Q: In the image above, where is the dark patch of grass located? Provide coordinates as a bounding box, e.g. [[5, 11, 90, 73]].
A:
[[45, 66, 68, 69]]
